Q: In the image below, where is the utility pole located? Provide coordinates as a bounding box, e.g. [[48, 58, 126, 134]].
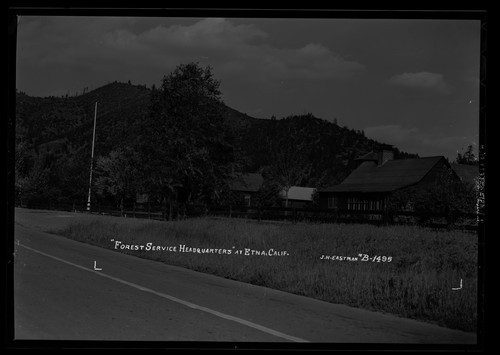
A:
[[87, 102, 98, 211]]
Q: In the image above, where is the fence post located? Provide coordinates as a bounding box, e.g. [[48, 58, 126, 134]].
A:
[[229, 205, 232, 218], [382, 210, 387, 225], [148, 202, 151, 219], [133, 203, 136, 218], [258, 206, 262, 222], [447, 210, 454, 228]]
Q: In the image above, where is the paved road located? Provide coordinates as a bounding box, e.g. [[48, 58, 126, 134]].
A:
[[13, 208, 477, 343]]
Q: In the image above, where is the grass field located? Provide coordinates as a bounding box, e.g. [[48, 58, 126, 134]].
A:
[[57, 216, 478, 332]]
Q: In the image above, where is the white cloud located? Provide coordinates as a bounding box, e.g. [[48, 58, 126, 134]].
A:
[[17, 17, 366, 98], [141, 18, 268, 48], [387, 72, 452, 94], [124, 19, 364, 82], [92, 18, 365, 82]]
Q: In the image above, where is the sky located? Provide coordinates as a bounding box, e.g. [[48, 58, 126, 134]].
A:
[[15, 15, 481, 160]]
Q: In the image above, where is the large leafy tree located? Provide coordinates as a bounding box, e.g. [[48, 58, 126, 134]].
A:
[[14, 141, 65, 206], [94, 147, 141, 211], [55, 148, 91, 205], [255, 179, 282, 207], [14, 144, 50, 206], [140, 62, 237, 207], [263, 131, 312, 209]]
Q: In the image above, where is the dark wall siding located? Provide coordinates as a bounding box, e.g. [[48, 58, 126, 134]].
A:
[[283, 200, 314, 209], [418, 158, 457, 189], [232, 191, 259, 206], [317, 158, 461, 211], [318, 192, 387, 210]]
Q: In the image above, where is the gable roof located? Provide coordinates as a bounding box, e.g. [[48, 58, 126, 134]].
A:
[[321, 156, 445, 193], [229, 173, 264, 192], [450, 163, 479, 185], [280, 186, 316, 201]]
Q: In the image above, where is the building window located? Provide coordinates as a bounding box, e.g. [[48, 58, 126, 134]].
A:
[[347, 197, 375, 211], [346, 197, 384, 213], [327, 197, 338, 209], [244, 194, 251, 207], [349, 198, 364, 211]]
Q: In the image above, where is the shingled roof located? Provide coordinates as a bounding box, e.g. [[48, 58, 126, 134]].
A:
[[355, 151, 378, 161], [321, 156, 445, 193], [450, 163, 479, 185], [229, 173, 264, 192], [279, 186, 316, 201]]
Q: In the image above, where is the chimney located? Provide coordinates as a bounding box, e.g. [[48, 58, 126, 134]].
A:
[[378, 144, 394, 166]]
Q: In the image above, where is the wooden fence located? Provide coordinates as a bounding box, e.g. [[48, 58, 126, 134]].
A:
[[17, 201, 481, 231]]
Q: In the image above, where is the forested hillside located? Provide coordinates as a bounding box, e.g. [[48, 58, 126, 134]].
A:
[[15, 78, 417, 207]]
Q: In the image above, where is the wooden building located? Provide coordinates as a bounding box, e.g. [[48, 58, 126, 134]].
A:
[[279, 186, 316, 209], [318, 145, 462, 212], [228, 173, 264, 207], [450, 163, 479, 186]]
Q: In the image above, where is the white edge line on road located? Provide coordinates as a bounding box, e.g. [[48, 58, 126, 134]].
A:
[[18, 243, 308, 343]]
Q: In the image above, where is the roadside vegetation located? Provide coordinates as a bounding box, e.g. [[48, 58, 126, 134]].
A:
[[58, 216, 478, 332]]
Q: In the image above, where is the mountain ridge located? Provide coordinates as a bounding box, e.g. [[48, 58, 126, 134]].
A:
[[15, 81, 418, 204]]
